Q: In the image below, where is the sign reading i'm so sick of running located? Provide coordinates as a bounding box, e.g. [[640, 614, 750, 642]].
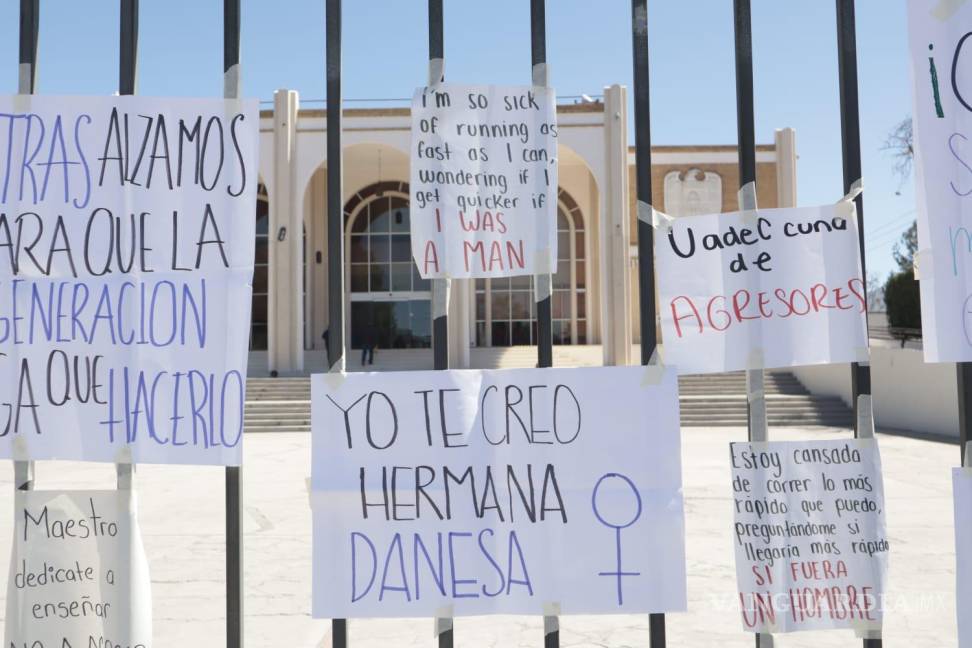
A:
[[0, 95, 258, 465], [410, 84, 558, 279], [310, 365, 686, 617]]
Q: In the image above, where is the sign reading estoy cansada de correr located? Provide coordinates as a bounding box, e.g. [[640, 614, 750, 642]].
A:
[[908, 1, 972, 361], [655, 203, 868, 374], [410, 84, 558, 279], [0, 95, 258, 465], [731, 439, 888, 635], [310, 365, 686, 617]]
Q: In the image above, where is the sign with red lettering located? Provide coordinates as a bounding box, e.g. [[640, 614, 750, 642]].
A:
[[655, 203, 868, 374], [908, 1, 972, 361], [410, 84, 558, 278], [730, 439, 888, 635], [310, 365, 686, 617]]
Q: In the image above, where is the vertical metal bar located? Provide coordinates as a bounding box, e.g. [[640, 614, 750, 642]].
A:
[[732, 2, 770, 647], [960, 363, 972, 465], [835, 3, 880, 648], [532, 0, 554, 371], [116, 2, 137, 486], [326, 0, 348, 646], [223, 1, 243, 646], [631, 1, 665, 646], [529, 2, 558, 646], [427, 2, 454, 646], [15, 0, 39, 494]]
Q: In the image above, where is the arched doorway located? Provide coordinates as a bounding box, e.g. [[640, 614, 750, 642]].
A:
[[474, 188, 587, 346], [250, 182, 270, 350], [344, 181, 432, 350]]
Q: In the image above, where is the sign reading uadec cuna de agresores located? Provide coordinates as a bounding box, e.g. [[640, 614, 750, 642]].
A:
[[310, 365, 687, 617], [0, 95, 258, 465], [655, 203, 868, 374], [410, 84, 558, 279]]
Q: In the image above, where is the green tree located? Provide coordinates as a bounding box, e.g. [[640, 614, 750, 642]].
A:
[[892, 220, 917, 271]]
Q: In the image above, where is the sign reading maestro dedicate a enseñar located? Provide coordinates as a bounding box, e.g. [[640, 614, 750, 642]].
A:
[[731, 439, 888, 634], [0, 95, 258, 465], [410, 84, 558, 278], [908, 1, 972, 361], [655, 203, 868, 374], [310, 365, 686, 617], [4, 491, 152, 648]]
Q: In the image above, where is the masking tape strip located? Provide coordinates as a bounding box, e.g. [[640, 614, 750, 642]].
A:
[[856, 393, 876, 440], [116, 462, 134, 490], [13, 437, 29, 462], [325, 358, 347, 388], [432, 277, 451, 320], [841, 178, 864, 204], [434, 607, 454, 637], [747, 367, 769, 442], [933, 0, 968, 21], [738, 181, 758, 224], [641, 347, 665, 385], [855, 346, 871, 363], [14, 460, 32, 491], [535, 272, 552, 302], [640, 200, 674, 232], [543, 602, 561, 634], [747, 347, 765, 371], [964, 442, 972, 468], [428, 57, 445, 86], [532, 62, 549, 87], [224, 63, 240, 99], [18, 63, 32, 94]]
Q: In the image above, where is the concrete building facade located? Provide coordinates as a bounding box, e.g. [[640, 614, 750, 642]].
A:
[[253, 86, 797, 374]]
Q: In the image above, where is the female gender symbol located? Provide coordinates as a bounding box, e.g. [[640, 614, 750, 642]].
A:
[[591, 472, 643, 606]]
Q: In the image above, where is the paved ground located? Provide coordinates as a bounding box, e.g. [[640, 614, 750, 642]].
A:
[[0, 427, 958, 647]]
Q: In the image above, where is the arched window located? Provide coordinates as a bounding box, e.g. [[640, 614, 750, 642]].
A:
[[474, 189, 587, 346], [250, 182, 270, 350], [345, 182, 431, 349]]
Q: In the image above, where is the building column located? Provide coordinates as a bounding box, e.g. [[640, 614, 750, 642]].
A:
[[600, 84, 633, 365], [268, 89, 304, 375], [775, 127, 797, 208]]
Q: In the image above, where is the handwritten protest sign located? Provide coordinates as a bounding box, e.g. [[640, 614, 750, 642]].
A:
[[731, 439, 888, 634], [310, 365, 686, 617], [410, 84, 558, 278], [4, 490, 152, 647], [0, 95, 258, 465], [655, 204, 868, 374], [908, 1, 972, 361], [954, 468, 972, 647]]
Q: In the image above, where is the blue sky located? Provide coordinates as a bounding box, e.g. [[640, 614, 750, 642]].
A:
[[0, 0, 915, 280]]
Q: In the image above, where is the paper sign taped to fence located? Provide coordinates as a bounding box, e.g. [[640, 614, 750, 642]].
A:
[[0, 95, 259, 465], [908, 1, 972, 361], [655, 204, 868, 374], [954, 468, 972, 647], [4, 490, 152, 647], [409, 84, 558, 278], [731, 439, 888, 634], [310, 365, 686, 618]]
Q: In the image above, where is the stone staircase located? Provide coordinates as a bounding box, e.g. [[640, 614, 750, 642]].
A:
[[243, 347, 853, 432]]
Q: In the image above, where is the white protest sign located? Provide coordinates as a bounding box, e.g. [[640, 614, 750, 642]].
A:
[[410, 84, 558, 278], [908, 1, 972, 361], [655, 204, 868, 374], [730, 439, 888, 634], [310, 365, 686, 618], [954, 468, 972, 648], [4, 490, 152, 647], [0, 95, 259, 465]]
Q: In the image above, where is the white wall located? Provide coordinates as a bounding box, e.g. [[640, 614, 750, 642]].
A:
[[791, 348, 960, 439]]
